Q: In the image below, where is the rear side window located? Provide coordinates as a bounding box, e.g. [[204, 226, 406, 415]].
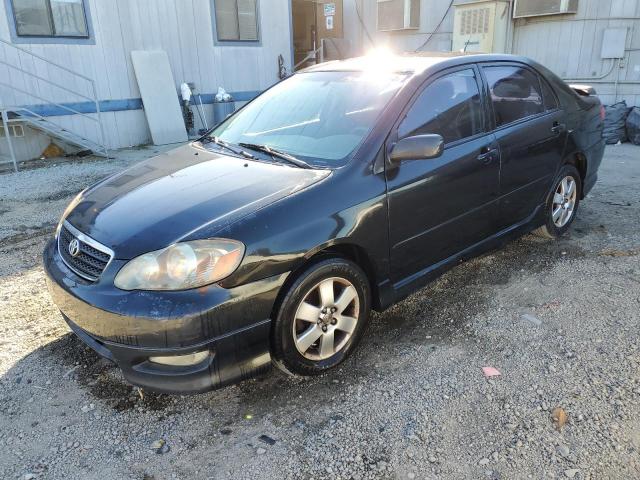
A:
[[398, 68, 484, 144], [540, 78, 559, 111], [483, 65, 544, 127]]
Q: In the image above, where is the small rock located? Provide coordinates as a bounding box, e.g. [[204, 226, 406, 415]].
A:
[[479, 458, 490, 466], [151, 439, 169, 454], [23, 474, 37, 480], [557, 445, 570, 458], [565, 469, 580, 478], [257, 447, 266, 455], [258, 434, 276, 445], [408, 473, 416, 479], [150, 440, 164, 450]]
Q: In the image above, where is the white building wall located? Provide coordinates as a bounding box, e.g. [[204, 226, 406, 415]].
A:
[[0, 0, 293, 154], [343, 0, 640, 106], [343, 0, 455, 55], [512, 0, 640, 106]]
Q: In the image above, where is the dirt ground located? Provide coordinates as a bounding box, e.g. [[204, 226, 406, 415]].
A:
[[0, 145, 638, 480]]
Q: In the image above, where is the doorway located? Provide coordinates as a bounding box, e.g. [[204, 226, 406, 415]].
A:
[[291, 0, 349, 71]]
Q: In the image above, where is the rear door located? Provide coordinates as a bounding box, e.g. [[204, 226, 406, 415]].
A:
[[385, 65, 500, 283], [480, 63, 567, 229]]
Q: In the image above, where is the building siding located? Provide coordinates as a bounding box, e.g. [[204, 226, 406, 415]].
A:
[[0, 0, 292, 153]]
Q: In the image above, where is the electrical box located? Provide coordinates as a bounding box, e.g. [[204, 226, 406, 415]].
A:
[[601, 28, 627, 59], [452, 1, 511, 53], [513, 0, 578, 18], [377, 0, 420, 32]]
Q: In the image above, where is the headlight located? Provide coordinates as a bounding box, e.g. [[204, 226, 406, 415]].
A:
[[55, 190, 85, 238], [114, 239, 245, 291]]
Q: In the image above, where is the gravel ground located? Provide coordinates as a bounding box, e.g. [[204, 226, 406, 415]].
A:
[[0, 144, 638, 480]]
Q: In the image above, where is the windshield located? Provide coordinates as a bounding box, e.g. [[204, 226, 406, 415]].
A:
[[208, 71, 407, 167]]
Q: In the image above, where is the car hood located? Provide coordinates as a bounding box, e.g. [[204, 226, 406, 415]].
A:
[[65, 143, 330, 259]]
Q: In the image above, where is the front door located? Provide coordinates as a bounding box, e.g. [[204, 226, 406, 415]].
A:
[[480, 63, 567, 229], [386, 66, 500, 283]]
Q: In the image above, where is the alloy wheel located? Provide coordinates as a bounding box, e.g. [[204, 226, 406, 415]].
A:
[[552, 176, 577, 228], [292, 277, 360, 361]]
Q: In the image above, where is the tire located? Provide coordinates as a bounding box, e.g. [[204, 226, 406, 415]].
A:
[[271, 257, 371, 376], [533, 164, 582, 239]]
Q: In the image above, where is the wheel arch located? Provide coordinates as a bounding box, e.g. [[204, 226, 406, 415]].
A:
[[563, 151, 588, 198], [270, 242, 381, 322]]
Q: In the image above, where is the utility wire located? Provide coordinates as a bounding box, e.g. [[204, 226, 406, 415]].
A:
[[414, 0, 455, 52]]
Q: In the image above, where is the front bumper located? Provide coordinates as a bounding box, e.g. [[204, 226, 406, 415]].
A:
[[43, 240, 287, 394]]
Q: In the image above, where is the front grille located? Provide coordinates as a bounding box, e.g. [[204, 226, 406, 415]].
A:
[[57, 222, 113, 281]]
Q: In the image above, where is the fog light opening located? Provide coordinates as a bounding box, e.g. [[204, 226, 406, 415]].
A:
[[149, 350, 209, 366]]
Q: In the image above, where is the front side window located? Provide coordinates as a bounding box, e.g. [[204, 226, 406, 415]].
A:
[[398, 69, 484, 144], [210, 71, 407, 166], [11, 0, 88, 37], [214, 0, 258, 42], [483, 65, 544, 127]]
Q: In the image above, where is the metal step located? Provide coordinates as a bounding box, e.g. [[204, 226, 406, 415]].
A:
[[6, 110, 107, 157]]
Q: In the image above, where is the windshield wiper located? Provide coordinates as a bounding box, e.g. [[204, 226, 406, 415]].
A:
[[238, 143, 313, 169], [201, 136, 257, 159]]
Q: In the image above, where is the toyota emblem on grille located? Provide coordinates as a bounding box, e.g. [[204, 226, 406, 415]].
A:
[[68, 238, 81, 257]]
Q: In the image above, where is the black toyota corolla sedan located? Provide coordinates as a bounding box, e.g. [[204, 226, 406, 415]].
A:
[[44, 52, 605, 393]]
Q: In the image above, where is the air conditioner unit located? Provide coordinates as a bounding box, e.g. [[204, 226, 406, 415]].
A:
[[513, 0, 578, 18], [452, 1, 510, 53], [377, 0, 420, 32]]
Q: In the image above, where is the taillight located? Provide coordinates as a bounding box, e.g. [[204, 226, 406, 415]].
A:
[[600, 105, 606, 121]]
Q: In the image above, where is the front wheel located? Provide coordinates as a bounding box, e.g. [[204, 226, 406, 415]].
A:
[[271, 258, 371, 376], [534, 164, 582, 239]]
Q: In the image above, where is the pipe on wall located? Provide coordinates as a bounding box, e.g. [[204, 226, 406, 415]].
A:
[[562, 59, 616, 82]]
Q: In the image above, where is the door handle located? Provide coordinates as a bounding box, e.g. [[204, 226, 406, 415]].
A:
[[477, 148, 497, 164], [551, 122, 566, 134]]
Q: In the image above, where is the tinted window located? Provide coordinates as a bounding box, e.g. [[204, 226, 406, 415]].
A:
[[398, 69, 484, 144], [483, 66, 544, 127], [540, 78, 559, 111]]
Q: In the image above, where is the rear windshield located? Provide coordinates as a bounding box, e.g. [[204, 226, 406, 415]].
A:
[[209, 71, 407, 167]]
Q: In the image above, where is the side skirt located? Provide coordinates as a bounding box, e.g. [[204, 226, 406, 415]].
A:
[[376, 204, 545, 310]]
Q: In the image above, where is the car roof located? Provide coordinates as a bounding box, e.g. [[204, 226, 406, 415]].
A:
[[301, 52, 531, 76]]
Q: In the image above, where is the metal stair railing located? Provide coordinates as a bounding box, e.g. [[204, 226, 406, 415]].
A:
[[0, 37, 107, 172], [5, 106, 107, 153]]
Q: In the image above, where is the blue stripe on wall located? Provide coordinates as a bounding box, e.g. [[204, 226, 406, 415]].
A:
[[18, 91, 261, 118]]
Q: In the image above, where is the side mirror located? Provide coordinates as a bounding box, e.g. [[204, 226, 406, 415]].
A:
[[390, 134, 444, 163]]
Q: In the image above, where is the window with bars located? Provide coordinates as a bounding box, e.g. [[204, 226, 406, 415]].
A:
[[10, 0, 89, 38], [214, 0, 259, 42]]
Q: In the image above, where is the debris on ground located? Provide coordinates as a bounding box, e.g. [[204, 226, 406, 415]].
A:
[[552, 407, 569, 432], [41, 142, 65, 159], [482, 366, 501, 378], [258, 435, 276, 445], [151, 439, 170, 454]]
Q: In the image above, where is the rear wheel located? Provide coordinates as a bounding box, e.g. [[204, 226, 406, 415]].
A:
[[534, 165, 581, 239], [271, 258, 371, 376]]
